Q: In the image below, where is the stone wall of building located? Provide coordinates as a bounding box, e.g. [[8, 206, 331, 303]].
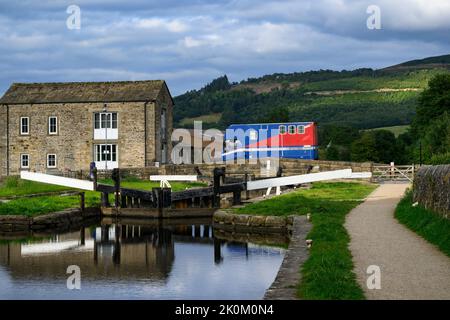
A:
[[413, 165, 450, 219], [145, 101, 156, 165], [5, 102, 148, 175], [0, 104, 6, 177], [139, 86, 174, 166], [154, 85, 174, 164]]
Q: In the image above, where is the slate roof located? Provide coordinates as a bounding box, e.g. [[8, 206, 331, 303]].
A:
[[0, 80, 171, 104]]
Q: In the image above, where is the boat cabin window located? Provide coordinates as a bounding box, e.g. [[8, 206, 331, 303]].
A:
[[288, 125, 296, 134]]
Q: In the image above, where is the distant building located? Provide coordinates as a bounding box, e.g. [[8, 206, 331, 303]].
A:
[[172, 128, 224, 164], [0, 80, 173, 176]]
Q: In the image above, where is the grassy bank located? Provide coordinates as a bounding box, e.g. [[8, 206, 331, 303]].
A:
[[395, 191, 450, 257], [0, 176, 71, 197], [0, 192, 100, 217], [0, 176, 207, 216], [235, 182, 377, 300]]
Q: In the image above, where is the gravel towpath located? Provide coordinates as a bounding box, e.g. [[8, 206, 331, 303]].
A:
[[345, 183, 450, 300]]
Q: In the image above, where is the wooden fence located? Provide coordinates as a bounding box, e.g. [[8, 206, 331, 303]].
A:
[[372, 164, 417, 182]]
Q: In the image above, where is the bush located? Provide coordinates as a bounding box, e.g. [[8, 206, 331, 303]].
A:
[[429, 152, 450, 165]]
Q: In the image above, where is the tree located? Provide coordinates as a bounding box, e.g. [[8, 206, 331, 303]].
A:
[[373, 130, 397, 163], [204, 75, 231, 93], [325, 145, 340, 160], [351, 132, 378, 162], [350, 130, 397, 163], [410, 74, 450, 163], [318, 125, 361, 147], [264, 106, 290, 123], [418, 112, 450, 162], [414, 73, 450, 132]]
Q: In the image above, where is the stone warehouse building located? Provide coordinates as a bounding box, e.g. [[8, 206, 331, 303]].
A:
[[0, 80, 173, 176]]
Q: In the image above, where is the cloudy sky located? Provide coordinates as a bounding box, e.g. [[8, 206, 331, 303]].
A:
[[1, 0, 449, 96]]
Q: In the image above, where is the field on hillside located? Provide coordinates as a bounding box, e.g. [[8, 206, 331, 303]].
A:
[[288, 91, 419, 129], [295, 69, 442, 92], [365, 125, 410, 137]]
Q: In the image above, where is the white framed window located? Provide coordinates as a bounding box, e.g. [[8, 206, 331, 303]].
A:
[[279, 125, 286, 135], [111, 113, 117, 129], [20, 154, 29, 169], [49, 116, 58, 135], [297, 125, 305, 134], [94, 112, 118, 140], [288, 125, 296, 134], [94, 144, 118, 169], [47, 154, 57, 168], [249, 130, 258, 140], [94, 112, 117, 129], [95, 144, 117, 162], [94, 113, 100, 129], [20, 117, 29, 135]]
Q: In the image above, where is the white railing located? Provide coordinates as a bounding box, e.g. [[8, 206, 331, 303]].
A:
[[20, 171, 95, 191]]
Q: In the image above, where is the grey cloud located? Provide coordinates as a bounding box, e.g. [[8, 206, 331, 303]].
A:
[[0, 0, 449, 96]]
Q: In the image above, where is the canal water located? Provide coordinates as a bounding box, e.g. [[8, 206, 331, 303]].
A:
[[0, 220, 285, 299]]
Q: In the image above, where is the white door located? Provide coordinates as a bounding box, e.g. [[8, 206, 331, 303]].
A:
[[94, 144, 118, 170]]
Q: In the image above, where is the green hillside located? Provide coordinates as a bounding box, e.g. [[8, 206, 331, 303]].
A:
[[386, 54, 450, 68], [174, 55, 450, 132]]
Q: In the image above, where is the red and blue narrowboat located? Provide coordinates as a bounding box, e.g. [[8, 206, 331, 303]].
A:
[[222, 122, 319, 160]]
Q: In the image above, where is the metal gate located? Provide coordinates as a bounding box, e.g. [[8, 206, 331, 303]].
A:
[[372, 163, 417, 182]]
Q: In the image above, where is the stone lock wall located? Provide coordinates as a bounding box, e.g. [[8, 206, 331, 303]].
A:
[[413, 165, 450, 219], [0, 207, 100, 233], [106, 158, 373, 181], [162, 158, 372, 179], [213, 209, 294, 233]]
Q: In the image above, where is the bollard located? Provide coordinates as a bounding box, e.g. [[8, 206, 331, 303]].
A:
[[112, 168, 120, 209], [213, 167, 225, 208], [101, 192, 110, 207], [244, 173, 250, 200], [153, 187, 172, 217], [233, 190, 241, 205], [79, 192, 85, 217]]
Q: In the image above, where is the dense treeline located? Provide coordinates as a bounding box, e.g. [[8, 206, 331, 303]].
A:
[[321, 73, 450, 164], [409, 74, 450, 163], [243, 68, 375, 84]]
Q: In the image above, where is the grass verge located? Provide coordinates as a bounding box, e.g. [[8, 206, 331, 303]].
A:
[[0, 192, 100, 217], [235, 182, 377, 300], [0, 176, 71, 197], [395, 190, 450, 257]]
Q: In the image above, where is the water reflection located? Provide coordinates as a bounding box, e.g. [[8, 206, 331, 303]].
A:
[[0, 220, 286, 300]]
